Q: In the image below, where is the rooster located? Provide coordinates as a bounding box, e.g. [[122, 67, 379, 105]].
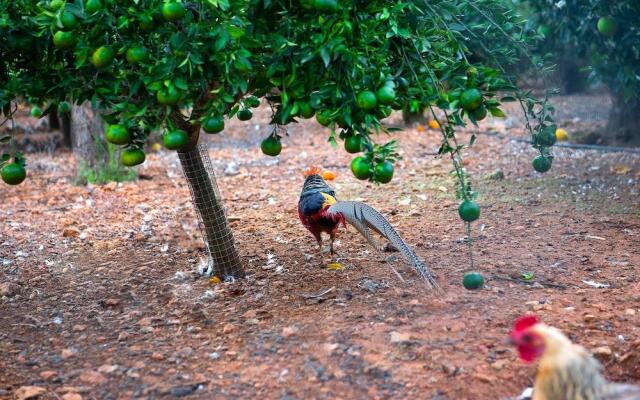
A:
[[510, 315, 640, 400], [297, 167, 438, 289]]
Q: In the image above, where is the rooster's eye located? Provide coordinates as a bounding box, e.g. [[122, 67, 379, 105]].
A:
[[522, 333, 533, 343]]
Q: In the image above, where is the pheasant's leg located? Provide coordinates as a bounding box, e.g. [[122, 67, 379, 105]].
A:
[[329, 232, 338, 259], [316, 236, 325, 267]]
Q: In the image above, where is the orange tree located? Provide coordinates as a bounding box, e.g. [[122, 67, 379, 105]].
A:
[[1, 0, 554, 279], [526, 0, 639, 143]]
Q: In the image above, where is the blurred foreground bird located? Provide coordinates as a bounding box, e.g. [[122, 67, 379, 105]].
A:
[[297, 167, 438, 289], [510, 315, 640, 400]]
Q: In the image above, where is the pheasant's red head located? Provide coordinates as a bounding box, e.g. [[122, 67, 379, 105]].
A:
[[510, 315, 545, 363], [303, 166, 322, 178]]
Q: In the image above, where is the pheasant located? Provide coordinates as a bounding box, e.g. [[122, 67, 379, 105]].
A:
[[297, 167, 438, 289]]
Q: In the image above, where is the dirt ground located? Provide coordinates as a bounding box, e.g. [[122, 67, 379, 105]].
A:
[[1, 97, 639, 399]]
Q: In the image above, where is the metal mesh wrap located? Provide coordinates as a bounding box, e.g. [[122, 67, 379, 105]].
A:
[[178, 144, 244, 279]]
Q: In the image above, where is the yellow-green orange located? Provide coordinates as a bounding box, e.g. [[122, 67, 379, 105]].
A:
[[555, 128, 569, 141], [460, 88, 482, 111], [53, 31, 76, 49], [92, 46, 114, 68], [120, 148, 146, 166]]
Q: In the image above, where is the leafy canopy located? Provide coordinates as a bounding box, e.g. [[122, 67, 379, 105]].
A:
[[526, 0, 639, 102], [2, 0, 553, 187]]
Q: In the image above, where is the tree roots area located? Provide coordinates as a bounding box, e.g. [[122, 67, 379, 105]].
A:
[[1, 100, 639, 399]]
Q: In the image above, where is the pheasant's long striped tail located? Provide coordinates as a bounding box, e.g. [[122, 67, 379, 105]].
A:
[[326, 201, 440, 291]]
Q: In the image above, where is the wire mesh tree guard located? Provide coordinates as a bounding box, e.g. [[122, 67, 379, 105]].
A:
[[178, 144, 244, 279]]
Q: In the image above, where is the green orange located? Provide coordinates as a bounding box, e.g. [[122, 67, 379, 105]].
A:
[[49, 0, 64, 10], [30, 106, 42, 118], [58, 101, 71, 113], [245, 96, 261, 108], [298, 102, 315, 119], [375, 161, 394, 184], [91, 46, 114, 68], [344, 135, 362, 154], [463, 272, 484, 290], [1, 163, 26, 185], [316, 111, 332, 127], [460, 88, 482, 111], [53, 31, 76, 49], [532, 155, 552, 173], [60, 11, 79, 30], [376, 85, 396, 105], [472, 106, 487, 121], [536, 126, 557, 147], [356, 90, 378, 111], [139, 14, 154, 31], [202, 116, 224, 134], [163, 130, 188, 150], [126, 46, 149, 64], [105, 125, 130, 145], [237, 109, 253, 121], [458, 200, 480, 222], [120, 148, 146, 166], [350, 157, 371, 180], [85, 0, 102, 14], [597, 17, 617, 37], [162, 2, 186, 21], [314, 0, 339, 12], [157, 87, 181, 106], [261, 136, 282, 156]]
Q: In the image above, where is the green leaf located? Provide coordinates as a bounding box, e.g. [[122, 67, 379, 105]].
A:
[[489, 107, 506, 118], [319, 47, 331, 68]]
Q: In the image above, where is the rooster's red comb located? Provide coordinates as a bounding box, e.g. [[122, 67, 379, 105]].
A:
[[512, 315, 539, 334], [303, 166, 322, 177]]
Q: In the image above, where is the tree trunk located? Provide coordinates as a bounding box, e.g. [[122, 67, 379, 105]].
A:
[[402, 109, 428, 126], [71, 103, 106, 169], [604, 95, 640, 145], [560, 60, 588, 95], [70, 103, 135, 184], [49, 106, 60, 130], [177, 142, 245, 279], [61, 112, 72, 148]]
